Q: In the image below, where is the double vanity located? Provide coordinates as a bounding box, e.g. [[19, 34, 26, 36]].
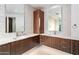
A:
[[0, 4, 79, 55], [0, 34, 79, 55], [40, 34, 79, 55], [0, 34, 40, 55]]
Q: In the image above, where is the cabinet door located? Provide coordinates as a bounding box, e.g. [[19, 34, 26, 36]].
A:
[[52, 37, 62, 50], [44, 36, 52, 47], [33, 10, 39, 33], [14, 40, 23, 55], [40, 35, 45, 44], [40, 35, 51, 47], [51, 37, 57, 48], [10, 40, 23, 55], [33, 36, 40, 46], [60, 39, 71, 53], [72, 40, 79, 55], [22, 38, 34, 52], [51, 37, 71, 53], [10, 42, 16, 55], [33, 9, 44, 34], [39, 10, 44, 33], [0, 43, 10, 55]]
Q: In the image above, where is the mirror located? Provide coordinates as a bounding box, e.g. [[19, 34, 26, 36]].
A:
[[5, 4, 25, 33], [47, 5, 62, 33]]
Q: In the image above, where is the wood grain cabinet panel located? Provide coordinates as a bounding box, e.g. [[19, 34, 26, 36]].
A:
[[15, 41, 23, 55], [51, 37, 62, 50], [44, 36, 52, 47], [10, 42, 16, 55], [71, 40, 79, 55], [51, 37, 71, 53], [23, 39, 32, 51], [2, 35, 79, 55], [51, 37, 56, 48], [0, 43, 10, 55], [60, 39, 71, 53], [40, 35, 72, 54], [10, 36, 40, 55], [33, 36, 40, 46], [11, 40, 24, 55], [33, 9, 44, 34], [40, 35, 52, 47], [40, 35, 45, 44]]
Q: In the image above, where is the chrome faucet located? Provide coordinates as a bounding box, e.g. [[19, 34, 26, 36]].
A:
[[16, 32, 19, 36], [54, 31, 56, 35]]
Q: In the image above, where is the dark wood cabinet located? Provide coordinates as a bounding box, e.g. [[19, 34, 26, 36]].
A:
[[10, 40, 24, 55], [33, 9, 44, 34], [40, 35, 72, 54], [71, 40, 79, 55], [60, 38, 71, 53], [40, 35, 52, 47], [10, 35, 40, 55], [1, 35, 79, 55], [51, 37, 62, 50], [51, 37, 71, 53], [10, 39, 35, 55], [0, 43, 10, 55], [14, 40, 24, 55], [33, 36, 40, 46], [10, 42, 16, 55]]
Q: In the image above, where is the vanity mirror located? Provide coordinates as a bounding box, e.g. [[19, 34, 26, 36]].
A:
[[46, 5, 62, 34], [5, 4, 25, 33]]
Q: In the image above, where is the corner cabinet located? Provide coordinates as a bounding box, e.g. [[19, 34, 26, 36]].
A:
[[33, 9, 44, 34], [40, 35, 52, 47]]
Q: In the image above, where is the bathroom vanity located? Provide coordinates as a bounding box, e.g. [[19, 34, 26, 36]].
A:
[[0, 34, 40, 55], [0, 34, 79, 55], [40, 34, 79, 55]]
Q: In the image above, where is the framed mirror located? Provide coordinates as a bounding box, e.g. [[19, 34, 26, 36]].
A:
[[46, 5, 62, 34], [5, 4, 25, 33]]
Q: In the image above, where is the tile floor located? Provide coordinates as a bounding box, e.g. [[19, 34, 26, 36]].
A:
[[22, 45, 72, 55]]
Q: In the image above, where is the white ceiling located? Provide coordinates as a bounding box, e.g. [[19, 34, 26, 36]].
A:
[[29, 4, 55, 9], [6, 4, 24, 14]]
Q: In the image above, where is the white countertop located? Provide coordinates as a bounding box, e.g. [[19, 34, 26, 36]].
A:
[[0, 34, 39, 46], [40, 34, 79, 41], [0, 33, 79, 46]]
